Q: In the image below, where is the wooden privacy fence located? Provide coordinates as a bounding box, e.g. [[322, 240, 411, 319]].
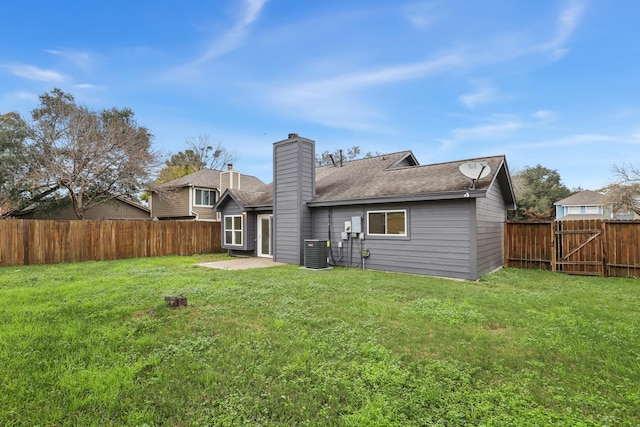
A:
[[0, 219, 222, 267], [504, 219, 640, 278]]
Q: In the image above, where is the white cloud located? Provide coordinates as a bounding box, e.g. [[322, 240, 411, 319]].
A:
[[402, 1, 441, 30], [435, 120, 524, 155], [459, 86, 498, 109], [45, 49, 93, 69], [532, 110, 557, 121], [267, 54, 463, 131], [6, 63, 65, 82], [537, 0, 585, 60], [195, 0, 269, 64], [516, 133, 617, 149], [284, 54, 462, 96], [450, 121, 524, 141]]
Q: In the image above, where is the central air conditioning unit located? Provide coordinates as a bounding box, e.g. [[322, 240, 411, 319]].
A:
[[304, 239, 328, 269]]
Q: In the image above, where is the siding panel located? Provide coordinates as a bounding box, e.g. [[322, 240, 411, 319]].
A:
[[311, 200, 475, 280], [273, 136, 315, 264], [151, 188, 190, 218], [475, 182, 507, 276]]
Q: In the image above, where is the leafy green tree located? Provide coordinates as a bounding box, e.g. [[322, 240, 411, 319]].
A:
[[511, 164, 572, 220], [1, 88, 158, 219]]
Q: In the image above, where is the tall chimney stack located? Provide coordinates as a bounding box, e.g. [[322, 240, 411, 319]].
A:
[[272, 133, 315, 264]]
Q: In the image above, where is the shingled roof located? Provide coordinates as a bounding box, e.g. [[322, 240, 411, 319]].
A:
[[311, 151, 512, 205], [216, 151, 515, 210], [156, 168, 265, 191], [553, 190, 605, 206], [221, 184, 273, 209]]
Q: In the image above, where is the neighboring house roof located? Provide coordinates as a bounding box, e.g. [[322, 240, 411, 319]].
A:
[[116, 196, 150, 213], [215, 152, 515, 210], [13, 196, 149, 219], [554, 190, 605, 206], [155, 168, 265, 191], [156, 169, 222, 189]]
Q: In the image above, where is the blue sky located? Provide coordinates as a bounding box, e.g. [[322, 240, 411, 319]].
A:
[[1, 0, 639, 190]]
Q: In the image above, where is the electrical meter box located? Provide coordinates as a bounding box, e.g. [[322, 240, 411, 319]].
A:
[[351, 216, 362, 234]]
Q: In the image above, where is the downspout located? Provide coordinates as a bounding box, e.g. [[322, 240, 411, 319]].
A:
[[328, 208, 336, 265], [189, 186, 199, 220]]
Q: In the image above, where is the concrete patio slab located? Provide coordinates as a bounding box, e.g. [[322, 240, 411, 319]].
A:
[[197, 257, 287, 270]]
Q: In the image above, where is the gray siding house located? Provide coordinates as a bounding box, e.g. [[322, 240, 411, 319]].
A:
[[150, 165, 265, 221], [214, 134, 516, 280]]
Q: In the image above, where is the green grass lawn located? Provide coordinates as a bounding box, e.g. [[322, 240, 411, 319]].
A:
[[0, 255, 638, 426]]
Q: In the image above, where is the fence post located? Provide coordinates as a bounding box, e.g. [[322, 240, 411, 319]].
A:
[[22, 220, 30, 266], [503, 222, 508, 268], [551, 221, 556, 272], [601, 220, 608, 277]]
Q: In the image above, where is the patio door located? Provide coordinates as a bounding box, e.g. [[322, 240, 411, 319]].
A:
[[257, 214, 273, 257]]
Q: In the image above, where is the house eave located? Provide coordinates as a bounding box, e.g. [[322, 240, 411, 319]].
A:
[[154, 215, 197, 220], [306, 190, 487, 207], [244, 205, 273, 212]]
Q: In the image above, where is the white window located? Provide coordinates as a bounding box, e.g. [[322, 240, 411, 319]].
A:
[[194, 188, 216, 206], [224, 215, 243, 246], [585, 206, 599, 214], [367, 210, 407, 236], [567, 206, 580, 215]]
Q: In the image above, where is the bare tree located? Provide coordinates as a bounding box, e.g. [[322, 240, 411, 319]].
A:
[[603, 164, 640, 215], [9, 88, 159, 219], [0, 112, 31, 215], [184, 134, 237, 171], [141, 135, 238, 203], [315, 145, 380, 166]]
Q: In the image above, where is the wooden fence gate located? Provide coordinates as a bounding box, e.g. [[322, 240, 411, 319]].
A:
[[554, 220, 605, 276], [505, 219, 640, 278]]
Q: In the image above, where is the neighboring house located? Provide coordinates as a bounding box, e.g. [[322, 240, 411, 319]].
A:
[[19, 197, 150, 220], [214, 134, 516, 280], [554, 190, 636, 220], [149, 165, 266, 221]]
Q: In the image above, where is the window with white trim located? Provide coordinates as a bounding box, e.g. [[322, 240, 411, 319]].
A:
[[194, 188, 216, 206], [224, 215, 243, 245], [567, 206, 580, 215], [585, 206, 599, 214], [367, 210, 407, 236]]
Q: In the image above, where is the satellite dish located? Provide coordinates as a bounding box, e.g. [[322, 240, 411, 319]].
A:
[[459, 162, 491, 190]]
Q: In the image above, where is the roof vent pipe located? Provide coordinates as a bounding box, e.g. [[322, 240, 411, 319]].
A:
[[288, 133, 298, 139], [339, 149, 343, 167]]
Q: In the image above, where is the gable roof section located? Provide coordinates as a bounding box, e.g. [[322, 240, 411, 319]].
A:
[[155, 168, 266, 191], [311, 152, 515, 207], [214, 184, 273, 211], [554, 190, 604, 206], [214, 152, 516, 210], [114, 196, 150, 213], [156, 169, 221, 189]]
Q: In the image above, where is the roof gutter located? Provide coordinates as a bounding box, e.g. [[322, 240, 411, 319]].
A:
[[306, 190, 487, 208]]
